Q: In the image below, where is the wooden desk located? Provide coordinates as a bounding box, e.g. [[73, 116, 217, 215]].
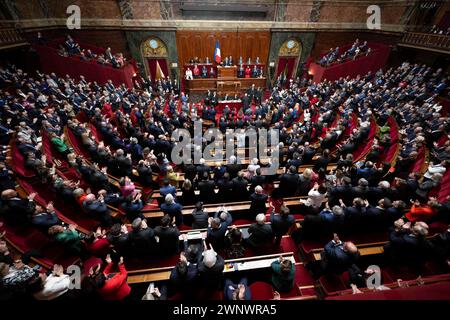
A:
[[312, 245, 385, 261], [185, 78, 216, 92], [127, 252, 295, 284], [240, 77, 266, 89], [185, 77, 266, 94], [224, 254, 295, 272], [217, 66, 237, 79]]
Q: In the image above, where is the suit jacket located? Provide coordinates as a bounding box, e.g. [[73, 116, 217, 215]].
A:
[[169, 263, 198, 297], [191, 209, 209, 229], [106, 233, 129, 255], [217, 180, 234, 202], [249, 175, 266, 193], [322, 241, 360, 274], [161, 202, 183, 220], [313, 156, 329, 172], [270, 212, 295, 236], [160, 185, 177, 199], [2, 198, 35, 226], [231, 177, 249, 200], [31, 212, 60, 230], [387, 230, 432, 263], [226, 164, 241, 179], [154, 226, 180, 255], [279, 173, 298, 197], [128, 228, 156, 255], [198, 180, 216, 202], [198, 255, 225, 289], [247, 223, 273, 247], [207, 223, 228, 249], [249, 193, 268, 217]]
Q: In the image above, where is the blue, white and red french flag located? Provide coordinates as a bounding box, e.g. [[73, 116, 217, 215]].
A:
[[214, 40, 221, 64]]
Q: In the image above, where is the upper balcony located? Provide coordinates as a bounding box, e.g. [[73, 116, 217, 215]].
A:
[[399, 31, 450, 54], [0, 22, 29, 50]]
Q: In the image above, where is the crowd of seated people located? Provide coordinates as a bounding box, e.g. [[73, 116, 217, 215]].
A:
[[0, 55, 448, 300], [55, 35, 126, 68], [319, 39, 371, 66]]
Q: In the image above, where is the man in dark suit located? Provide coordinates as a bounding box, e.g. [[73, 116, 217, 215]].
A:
[[351, 178, 370, 200], [160, 179, 177, 201], [430, 226, 450, 265], [231, 171, 249, 201], [154, 214, 181, 255], [384, 222, 432, 264], [160, 194, 183, 226], [242, 93, 250, 111], [0, 189, 36, 226], [217, 173, 233, 202], [365, 198, 391, 229], [30, 201, 60, 232], [226, 156, 241, 179], [278, 166, 299, 197], [313, 149, 330, 173], [321, 234, 360, 274], [169, 257, 198, 299], [270, 205, 295, 246], [249, 168, 266, 194], [328, 176, 352, 206], [384, 200, 406, 226], [128, 218, 157, 256], [106, 223, 129, 256], [207, 218, 228, 250], [247, 214, 273, 249], [249, 186, 268, 220], [113, 149, 132, 177], [121, 194, 144, 222], [197, 248, 225, 290], [196, 158, 211, 177], [197, 172, 216, 203], [82, 193, 113, 227], [343, 198, 366, 230]]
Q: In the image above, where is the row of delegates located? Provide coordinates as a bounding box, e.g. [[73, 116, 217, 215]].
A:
[[167, 237, 296, 300]]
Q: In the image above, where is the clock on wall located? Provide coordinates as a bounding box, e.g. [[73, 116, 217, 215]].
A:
[[279, 39, 301, 56], [149, 39, 159, 49]]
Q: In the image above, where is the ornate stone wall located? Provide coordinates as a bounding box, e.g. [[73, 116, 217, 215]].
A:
[[125, 30, 178, 77], [268, 32, 315, 78]]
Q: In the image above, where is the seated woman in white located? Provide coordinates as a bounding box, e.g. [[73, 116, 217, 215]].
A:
[[185, 68, 193, 80]]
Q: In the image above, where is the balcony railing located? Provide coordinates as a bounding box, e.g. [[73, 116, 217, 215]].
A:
[[400, 32, 450, 52], [0, 24, 28, 49]]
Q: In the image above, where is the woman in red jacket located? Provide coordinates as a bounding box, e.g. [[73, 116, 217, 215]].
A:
[[405, 199, 438, 223], [95, 254, 131, 300]]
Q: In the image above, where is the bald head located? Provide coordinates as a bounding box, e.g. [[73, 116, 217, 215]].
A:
[[343, 241, 358, 254], [1, 189, 17, 200]]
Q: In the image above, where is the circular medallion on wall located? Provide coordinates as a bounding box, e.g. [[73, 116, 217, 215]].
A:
[[149, 39, 159, 49], [287, 40, 295, 49]]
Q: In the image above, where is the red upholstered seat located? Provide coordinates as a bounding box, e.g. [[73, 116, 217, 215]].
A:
[[250, 281, 274, 300], [319, 274, 347, 296], [294, 264, 315, 286], [233, 219, 253, 225], [11, 143, 36, 178], [279, 237, 298, 256]]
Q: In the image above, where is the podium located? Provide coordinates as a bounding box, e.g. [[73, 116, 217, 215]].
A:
[[217, 66, 237, 79], [185, 64, 266, 95]]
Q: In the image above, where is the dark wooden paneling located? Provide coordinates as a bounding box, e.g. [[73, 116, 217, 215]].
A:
[[176, 31, 270, 66]]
